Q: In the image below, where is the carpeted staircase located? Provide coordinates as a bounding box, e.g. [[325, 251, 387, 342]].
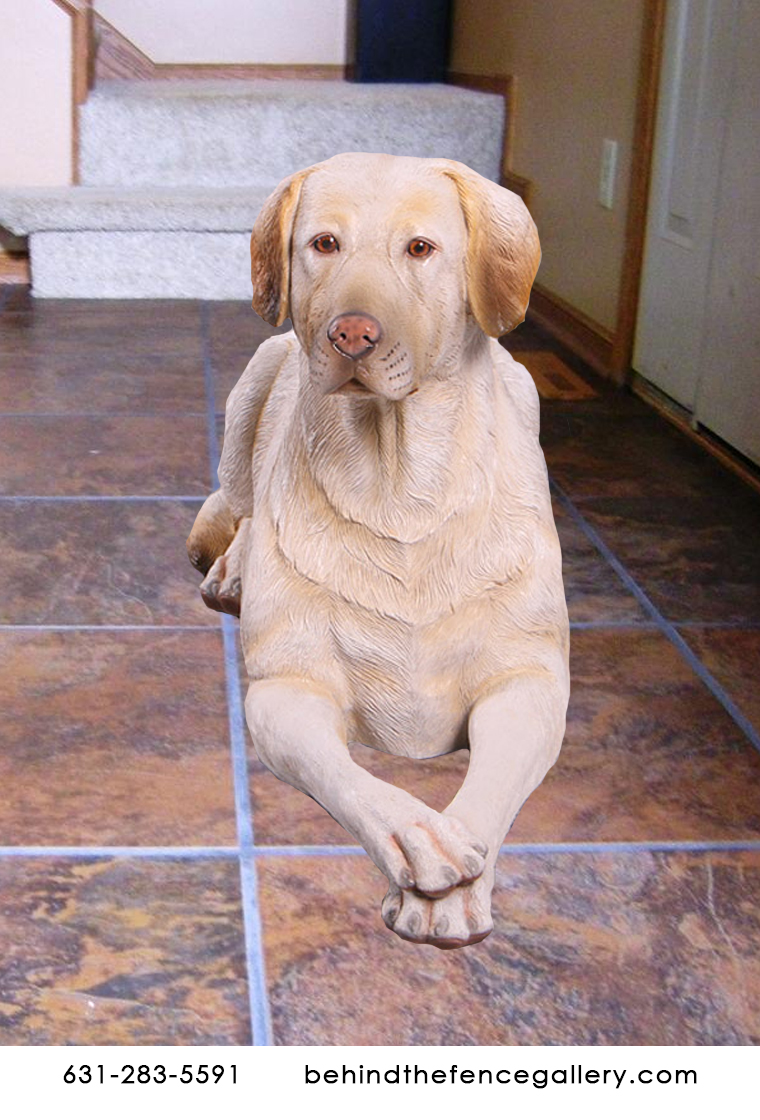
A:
[[0, 79, 504, 298]]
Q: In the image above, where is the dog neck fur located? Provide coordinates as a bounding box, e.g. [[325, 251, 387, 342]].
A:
[[293, 325, 496, 542]]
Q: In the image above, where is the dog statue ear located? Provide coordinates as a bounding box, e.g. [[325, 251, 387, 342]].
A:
[[250, 168, 312, 326], [439, 161, 541, 337]]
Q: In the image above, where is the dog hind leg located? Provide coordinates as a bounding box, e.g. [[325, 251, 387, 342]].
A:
[[198, 516, 250, 617], [187, 488, 238, 576]]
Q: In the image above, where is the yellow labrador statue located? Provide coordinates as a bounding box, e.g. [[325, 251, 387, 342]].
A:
[[188, 153, 570, 950]]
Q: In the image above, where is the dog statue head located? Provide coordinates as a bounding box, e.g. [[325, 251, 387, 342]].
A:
[[250, 153, 540, 401]]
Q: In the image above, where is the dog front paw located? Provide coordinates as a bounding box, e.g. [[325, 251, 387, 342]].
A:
[[389, 814, 488, 899], [381, 868, 494, 950]]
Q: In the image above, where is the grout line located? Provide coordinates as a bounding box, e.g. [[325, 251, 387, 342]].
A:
[[2, 838, 759, 862], [673, 620, 760, 630], [504, 839, 760, 854], [0, 411, 208, 419], [569, 619, 656, 629], [1, 619, 750, 635], [221, 619, 253, 854], [569, 619, 760, 631], [0, 846, 239, 859], [551, 478, 760, 755], [0, 624, 217, 632], [202, 300, 273, 1048], [222, 613, 272, 1046], [251, 839, 760, 857], [0, 494, 207, 502]]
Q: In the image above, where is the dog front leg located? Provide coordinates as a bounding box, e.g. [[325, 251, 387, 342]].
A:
[[383, 673, 567, 949], [450, 673, 567, 849], [245, 678, 489, 906]]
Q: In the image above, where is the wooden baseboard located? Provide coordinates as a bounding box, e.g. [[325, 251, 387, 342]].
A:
[[93, 13, 153, 81], [152, 63, 347, 81], [501, 170, 532, 205], [528, 283, 614, 377], [630, 372, 760, 496], [0, 252, 31, 286], [93, 14, 346, 83]]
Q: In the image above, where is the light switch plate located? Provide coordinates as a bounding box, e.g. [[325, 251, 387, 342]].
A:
[[599, 139, 618, 209]]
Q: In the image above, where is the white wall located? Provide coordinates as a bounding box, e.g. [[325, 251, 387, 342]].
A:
[[94, 0, 348, 64], [0, 0, 72, 187]]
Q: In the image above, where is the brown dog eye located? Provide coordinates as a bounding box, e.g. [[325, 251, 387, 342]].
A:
[[312, 234, 339, 254], [407, 239, 434, 258]]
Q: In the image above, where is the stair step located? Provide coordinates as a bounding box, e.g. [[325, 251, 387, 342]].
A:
[[80, 79, 504, 187], [28, 229, 252, 299], [0, 185, 273, 235], [0, 184, 272, 296], [0, 79, 506, 297]]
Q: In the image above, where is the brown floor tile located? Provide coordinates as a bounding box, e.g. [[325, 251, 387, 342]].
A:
[[528, 627, 760, 842], [541, 402, 746, 501], [250, 741, 470, 849], [248, 627, 760, 847], [677, 627, 760, 730], [258, 849, 760, 1045], [215, 413, 226, 459], [212, 352, 257, 411], [209, 320, 292, 410], [0, 416, 210, 496], [0, 298, 203, 354], [574, 491, 760, 624], [0, 285, 31, 312], [0, 351, 207, 415], [553, 499, 648, 623], [0, 630, 235, 846], [0, 499, 216, 625], [0, 858, 250, 1045], [206, 301, 288, 354]]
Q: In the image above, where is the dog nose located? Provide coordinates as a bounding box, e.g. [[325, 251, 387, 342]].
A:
[[327, 313, 382, 360]]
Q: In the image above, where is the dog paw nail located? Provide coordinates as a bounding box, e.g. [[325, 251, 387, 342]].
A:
[[434, 917, 449, 936], [384, 907, 399, 927], [399, 868, 415, 889], [464, 855, 482, 877], [406, 913, 421, 934], [472, 841, 488, 857], [442, 865, 459, 886]]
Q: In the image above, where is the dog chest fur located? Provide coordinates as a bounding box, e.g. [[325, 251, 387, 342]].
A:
[[237, 337, 565, 757]]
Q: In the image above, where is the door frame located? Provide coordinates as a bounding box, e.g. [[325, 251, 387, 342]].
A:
[[610, 0, 668, 384]]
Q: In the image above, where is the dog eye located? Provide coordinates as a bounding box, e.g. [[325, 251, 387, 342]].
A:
[[407, 239, 435, 258], [311, 234, 339, 254]]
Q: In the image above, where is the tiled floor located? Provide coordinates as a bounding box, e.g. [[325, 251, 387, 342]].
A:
[[1, 285, 759, 1046]]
